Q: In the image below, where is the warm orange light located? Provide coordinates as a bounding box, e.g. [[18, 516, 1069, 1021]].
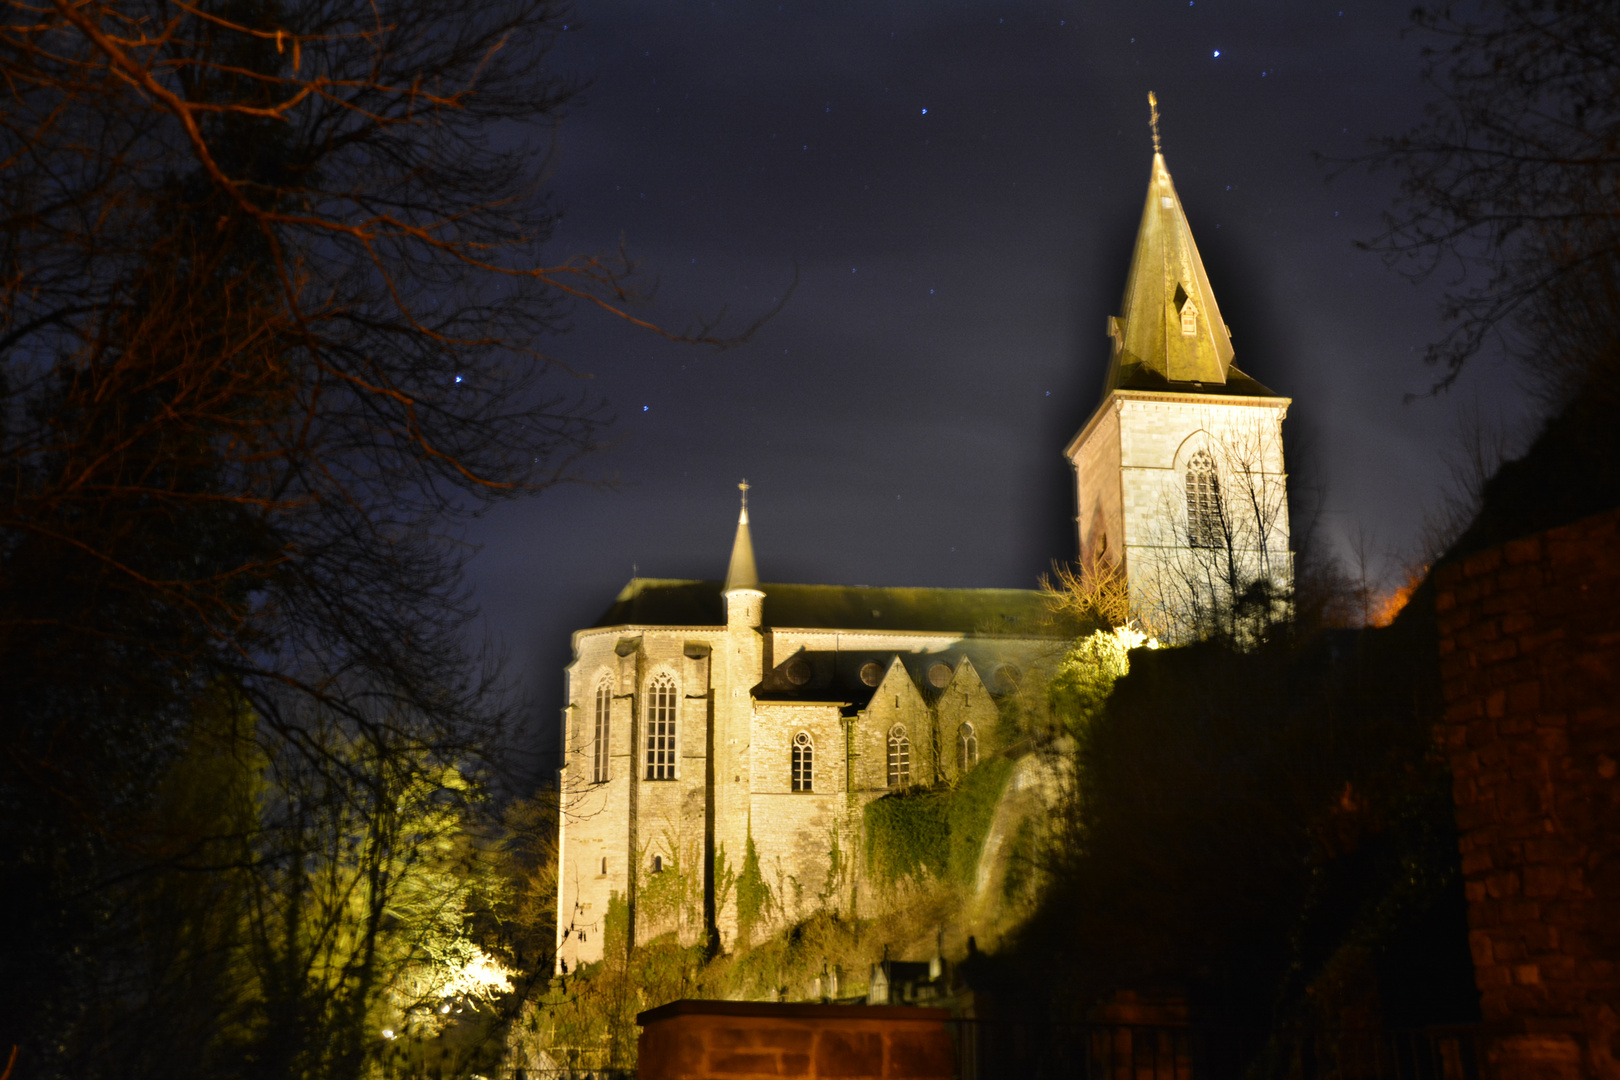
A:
[[1370, 566, 1427, 627]]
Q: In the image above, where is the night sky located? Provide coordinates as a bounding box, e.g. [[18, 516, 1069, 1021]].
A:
[[463, 0, 1535, 765]]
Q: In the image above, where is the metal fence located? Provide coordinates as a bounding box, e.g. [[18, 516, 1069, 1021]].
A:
[[946, 1020, 1485, 1080]]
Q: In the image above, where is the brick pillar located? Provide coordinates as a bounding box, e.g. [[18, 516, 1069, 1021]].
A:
[[1434, 509, 1620, 1080]]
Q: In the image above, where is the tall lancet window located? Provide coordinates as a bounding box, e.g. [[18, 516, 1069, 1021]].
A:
[[645, 673, 677, 780], [887, 725, 911, 788], [958, 723, 979, 772], [592, 677, 611, 783], [791, 732, 813, 792], [1185, 450, 1223, 548]]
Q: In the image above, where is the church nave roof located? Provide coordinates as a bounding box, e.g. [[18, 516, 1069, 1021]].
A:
[[592, 578, 1053, 635]]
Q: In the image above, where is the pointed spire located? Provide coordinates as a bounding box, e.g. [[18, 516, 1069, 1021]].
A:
[[1103, 94, 1235, 392], [723, 480, 759, 593]]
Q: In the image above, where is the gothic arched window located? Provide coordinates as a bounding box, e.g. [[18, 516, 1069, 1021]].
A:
[[792, 732, 813, 792], [958, 723, 979, 772], [1185, 449, 1222, 548], [592, 677, 611, 783], [645, 673, 677, 780], [887, 725, 911, 788]]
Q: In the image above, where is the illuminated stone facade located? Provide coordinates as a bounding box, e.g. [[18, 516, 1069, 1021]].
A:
[[553, 554, 1056, 972]]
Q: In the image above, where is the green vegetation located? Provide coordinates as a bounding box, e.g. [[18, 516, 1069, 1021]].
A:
[[861, 753, 1018, 891], [0, 0, 752, 1074], [1046, 626, 1147, 738], [735, 832, 776, 947], [864, 788, 951, 885], [946, 757, 1017, 889], [526, 749, 1024, 1073], [639, 828, 704, 939]]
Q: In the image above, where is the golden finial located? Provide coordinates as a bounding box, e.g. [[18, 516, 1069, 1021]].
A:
[[1148, 91, 1162, 154], [738, 479, 750, 507]]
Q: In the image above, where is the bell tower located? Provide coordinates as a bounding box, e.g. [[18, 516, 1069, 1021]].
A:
[[1064, 94, 1292, 635]]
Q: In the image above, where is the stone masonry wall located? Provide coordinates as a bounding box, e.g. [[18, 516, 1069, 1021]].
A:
[[557, 615, 1051, 965], [748, 702, 849, 922], [637, 1001, 955, 1080], [1114, 394, 1288, 558], [1072, 399, 1123, 569], [1435, 508, 1620, 1080]]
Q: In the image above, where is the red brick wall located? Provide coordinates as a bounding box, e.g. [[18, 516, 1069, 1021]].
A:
[[1435, 508, 1620, 1080], [636, 1001, 955, 1080]]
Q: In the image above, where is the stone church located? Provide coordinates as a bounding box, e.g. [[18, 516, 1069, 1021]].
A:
[[553, 143, 1292, 972]]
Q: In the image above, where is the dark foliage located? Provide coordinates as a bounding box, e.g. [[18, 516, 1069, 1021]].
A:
[[0, 1, 752, 1075], [977, 606, 1475, 1065], [1444, 380, 1620, 559]]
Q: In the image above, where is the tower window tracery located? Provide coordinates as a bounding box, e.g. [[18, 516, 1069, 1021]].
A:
[[887, 724, 911, 788], [592, 677, 611, 783], [645, 673, 677, 780], [792, 731, 813, 792], [958, 722, 979, 771], [1185, 449, 1223, 548]]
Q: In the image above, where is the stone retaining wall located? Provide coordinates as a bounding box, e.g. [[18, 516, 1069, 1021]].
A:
[[636, 1001, 954, 1080], [1435, 508, 1620, 1080]]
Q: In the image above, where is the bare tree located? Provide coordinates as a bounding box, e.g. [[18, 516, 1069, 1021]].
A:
[[1364, 0, 1620, 397], [1041, 556, 1133, 633], [0, 0, 775, 743], [0, 2, 778, 1075], [1133, 419, 1293, 644]]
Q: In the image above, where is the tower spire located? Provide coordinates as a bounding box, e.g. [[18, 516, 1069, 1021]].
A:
[[723, 480, 759, 593], [1103, 106, 1235, 391]]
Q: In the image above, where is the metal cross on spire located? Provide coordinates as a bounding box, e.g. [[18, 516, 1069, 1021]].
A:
[[738, 479, 750, 507], [1148, 90, 1161, 154]]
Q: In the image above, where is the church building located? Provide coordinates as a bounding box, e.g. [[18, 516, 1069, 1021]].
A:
[[553, 131, 1292, 972]]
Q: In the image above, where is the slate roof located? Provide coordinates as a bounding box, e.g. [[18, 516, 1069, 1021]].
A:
[[1107, 151, 1236, 389], [591, 578, 1053, 635], [1109, 359, 1279, 398]]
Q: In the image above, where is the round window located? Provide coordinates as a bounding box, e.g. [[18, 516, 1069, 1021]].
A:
[[859, 661, 884, 687], [928, 662, 953, 688], [785, 658, 813, 686]]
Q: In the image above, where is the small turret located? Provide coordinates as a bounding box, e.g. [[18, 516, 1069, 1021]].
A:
[[723, 481, 763, 627]]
